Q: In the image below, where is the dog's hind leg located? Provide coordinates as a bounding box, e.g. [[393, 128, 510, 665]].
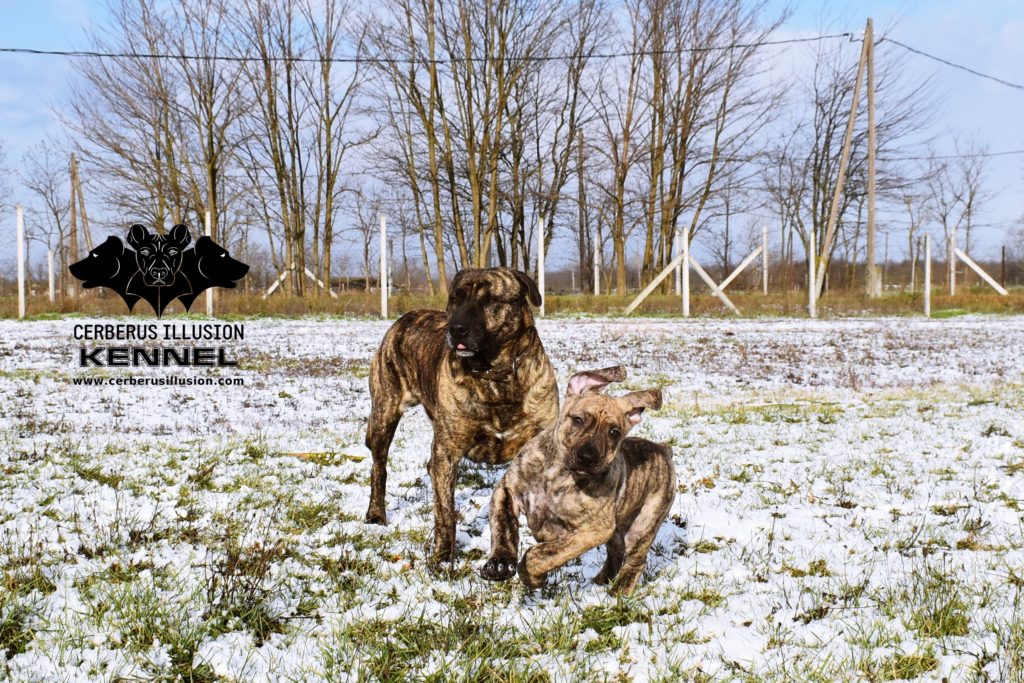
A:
[[593, 531, 625, 585], [609, 501, 670, 595], [365, 364, 405, 525]]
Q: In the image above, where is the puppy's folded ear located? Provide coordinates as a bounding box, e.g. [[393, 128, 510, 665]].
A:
[[618, 389, 663, 425], [567, 365, 627, 396]]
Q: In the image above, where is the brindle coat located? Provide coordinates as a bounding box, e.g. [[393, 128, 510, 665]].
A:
[[365, 268, 558, 563], [480, 366, 675, 594]]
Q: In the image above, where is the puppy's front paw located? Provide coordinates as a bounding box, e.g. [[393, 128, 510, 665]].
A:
[[480, 555, 517, 581], [516, 557, 547, 590]]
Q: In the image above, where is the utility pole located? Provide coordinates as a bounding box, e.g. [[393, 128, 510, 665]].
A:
[[865, 18, 881, 297], [816, 18, 869, 301], [68, 158, 78, 298], [70, 154, 93, 252]]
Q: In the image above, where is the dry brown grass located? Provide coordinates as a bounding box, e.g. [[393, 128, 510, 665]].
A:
[[1, 286, 1022, 319]]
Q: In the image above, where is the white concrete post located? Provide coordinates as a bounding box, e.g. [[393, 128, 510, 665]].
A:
[[47, 249, 55, 304], [762, 226, 769, 295], [205, 211, 214, 317], [808, 230, 817, 319], [949, 225, 956, 296], [16, 206, 26, 319], [924, 234, 931, 318], [674, 230, 681, 295], [388, 238, 395, 296], [593, 242, 601, 295], [380, 215, 388, 319], [681, 229, 690, 318], [537, 217, 545, 317]]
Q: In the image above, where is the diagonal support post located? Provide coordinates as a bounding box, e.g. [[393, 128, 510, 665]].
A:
[[689, 258, 740, 315], [719, 246, 763, 292], [955, 248, 1008, 296]]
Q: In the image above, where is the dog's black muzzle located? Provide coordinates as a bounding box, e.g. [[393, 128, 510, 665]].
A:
[[570, 439, 608, 474], [447, 304, 487, 358]]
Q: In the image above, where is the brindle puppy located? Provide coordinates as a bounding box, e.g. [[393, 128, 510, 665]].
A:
[[365, 268, 558, 564], [481, 366, 675, 594]]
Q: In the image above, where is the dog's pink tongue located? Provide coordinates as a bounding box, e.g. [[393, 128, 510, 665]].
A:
[[457, 343, 466, 350]]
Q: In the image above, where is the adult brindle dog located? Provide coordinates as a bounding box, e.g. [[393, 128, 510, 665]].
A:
[[365, 267, 558, 563]]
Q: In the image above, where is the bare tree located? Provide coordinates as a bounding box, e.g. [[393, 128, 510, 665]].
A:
[[766, 28, 932, 296], [19, 141, 71, 294], [925, 141, 991, 289], [349, 187, 384, 289]]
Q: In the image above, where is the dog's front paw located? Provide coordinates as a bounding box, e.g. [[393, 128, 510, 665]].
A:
[[480, 555, 518, 581]]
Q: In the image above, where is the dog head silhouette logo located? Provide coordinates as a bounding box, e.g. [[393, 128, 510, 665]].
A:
[[69, 223, 249, 317]]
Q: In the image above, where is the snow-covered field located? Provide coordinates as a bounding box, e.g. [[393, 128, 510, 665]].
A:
[[2, 316, 1023, 681]]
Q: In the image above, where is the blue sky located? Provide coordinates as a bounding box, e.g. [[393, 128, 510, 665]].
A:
[[0, 0, 1021, 264]]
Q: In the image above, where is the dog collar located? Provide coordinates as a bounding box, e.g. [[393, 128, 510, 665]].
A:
[[469, 352, 522, 383]]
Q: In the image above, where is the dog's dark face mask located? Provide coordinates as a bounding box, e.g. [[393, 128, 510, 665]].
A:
[[445, 268, 542, 362], [558, 394, 631, 475], [557, 368, 662, 477]]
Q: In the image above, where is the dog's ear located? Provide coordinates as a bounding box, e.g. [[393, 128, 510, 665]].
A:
[[127, 224, 149, 249], [618, 389, 663, 425], [567, 365, 627, 396], [102, 236, 124, 254], [512, 270, 542, 307], [168, 224, 192, 247]]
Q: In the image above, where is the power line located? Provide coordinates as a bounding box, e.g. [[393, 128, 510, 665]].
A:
[[880, 149, 1024, 161], [881, 37, 1024, 92], [0, 32, 853, 65]]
